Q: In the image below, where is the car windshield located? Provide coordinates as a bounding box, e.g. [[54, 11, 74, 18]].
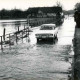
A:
[[40, 26, 54, 30]]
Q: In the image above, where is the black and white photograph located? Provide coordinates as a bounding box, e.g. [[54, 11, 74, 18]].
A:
[[0, 0, 80, 80]]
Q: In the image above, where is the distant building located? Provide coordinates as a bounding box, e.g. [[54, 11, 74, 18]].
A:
[[26, 6, 63, 18]]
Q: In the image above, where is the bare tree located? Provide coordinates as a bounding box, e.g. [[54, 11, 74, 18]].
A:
[[75, 3, 80, 10], [56, 1, 62, 8]]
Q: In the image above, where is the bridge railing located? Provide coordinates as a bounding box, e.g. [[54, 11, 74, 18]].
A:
[[0, 27, 32, 51]]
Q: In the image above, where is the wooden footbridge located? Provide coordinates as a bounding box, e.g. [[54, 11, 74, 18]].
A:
[[0, 26, 32, 51]]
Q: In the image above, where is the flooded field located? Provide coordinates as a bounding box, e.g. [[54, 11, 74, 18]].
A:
[[0, 17, 75, 80], [0, 19, 27, 36]]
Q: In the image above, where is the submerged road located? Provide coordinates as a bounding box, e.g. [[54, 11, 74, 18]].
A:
[[0, 17, 75, 80]]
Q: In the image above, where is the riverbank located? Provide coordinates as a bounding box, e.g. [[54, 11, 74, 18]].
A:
[[73, 28, 80, 80]]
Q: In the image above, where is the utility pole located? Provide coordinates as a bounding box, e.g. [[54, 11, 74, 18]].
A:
[[27, 14, 31, 26]]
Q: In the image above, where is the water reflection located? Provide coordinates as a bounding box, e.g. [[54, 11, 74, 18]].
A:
[[37, 38, 58, 45], [1, 23, 6, 27], [0, 20, 27, 36], [14, 21, 21, 27]]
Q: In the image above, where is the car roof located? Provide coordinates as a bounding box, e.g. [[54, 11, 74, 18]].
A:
[[41, 24, 56, 27]]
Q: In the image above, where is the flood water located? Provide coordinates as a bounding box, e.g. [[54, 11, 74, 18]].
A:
[[0, 17, 75, 80], [0, 19, 27, 36]]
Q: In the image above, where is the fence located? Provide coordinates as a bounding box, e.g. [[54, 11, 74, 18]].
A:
[[0, 26, 31, 51]]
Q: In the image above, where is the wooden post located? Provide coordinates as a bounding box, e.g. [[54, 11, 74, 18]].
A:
[[28, 27, 29, 36], [24, 25, 25, 34], [9, 34, 11, 49], [22, 31, 23, 42], [1, 36, 3, 50], [24, 25, 25, 30], [3, 28, 6, 41], [16, 33, 17, 43], [26, 28, 27, 36], [26, 28, 27, 41], [18, 26, 19, 32], [27, 17, 29, 26]]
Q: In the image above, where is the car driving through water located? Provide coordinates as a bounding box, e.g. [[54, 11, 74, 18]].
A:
[[35, 24, 58, 42]]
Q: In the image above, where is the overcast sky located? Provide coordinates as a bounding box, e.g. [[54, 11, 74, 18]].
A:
[[0, 0, 80, 10]]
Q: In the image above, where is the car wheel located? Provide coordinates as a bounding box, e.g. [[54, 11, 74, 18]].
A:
[[54, 34, 58, 39], [55, 35, 57, 38], [54, 35, 56, 39], [37, 38, 39, 42], [56, 35, 58, 40]]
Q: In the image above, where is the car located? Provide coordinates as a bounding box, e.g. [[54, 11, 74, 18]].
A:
[[35, 24, 58, 42]]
